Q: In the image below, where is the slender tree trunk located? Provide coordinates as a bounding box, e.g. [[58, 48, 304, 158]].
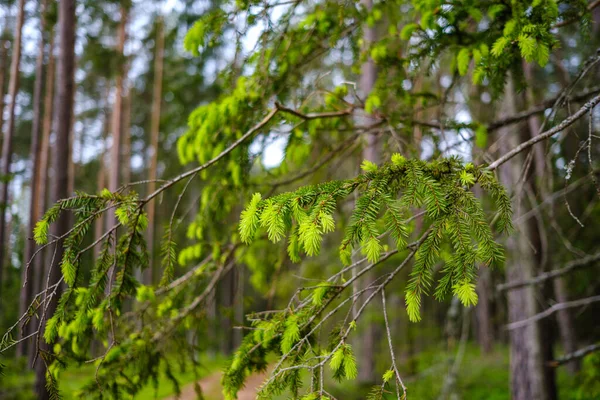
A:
[[34, 0, 76, 396], [146, 17, 164, 285], [0, 32, 8, 158], [122, 88, 132, 185], [523, 63, 558, 397], [94, 96, 110, 259], [219, 269, 235, 355], [553, 278, 579, 373], [0, 0, 25, 300], [0, 31, 8, 301], [18, 0, 48, 359], [523, 62, 580, 375], [105, 5, 128, 290], [499, 78, 555, 400], [354, 0, 380, 384], [33, 34, 54, 298], [233, 265, 244, 349], [475, 267, 494, 353], [28, 33, 55, 364]]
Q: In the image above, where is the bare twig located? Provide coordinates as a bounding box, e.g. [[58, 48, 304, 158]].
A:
[[506, 295, 600, 330], [382, 289, 407, 399], [550, 343, 600, 367], [497, 252, 600, 291], [488, 94, 600, 171]]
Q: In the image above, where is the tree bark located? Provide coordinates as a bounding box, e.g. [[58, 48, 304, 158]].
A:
[[354, 0, 380, 384], [33, 33, 54, 297], [0, 31, 8, 164], [499, 78, 555, 400], [94, 96, 110, 259], [552, 277, 579, 373], [523, 61, 565, 387], [219, 268, 235, 355], [146, 16, 164, 285], [34, 0, 76, 396], [475, 267, 494, 353], [0, 31, 8, 299], [0, 0, 25, 301], [105, 4, 128, 290], [19, 0, 48, 359], [122, 88, 132, 185]]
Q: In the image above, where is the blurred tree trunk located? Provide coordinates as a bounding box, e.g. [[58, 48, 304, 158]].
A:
[[34, 0, 75, 396], [29, 32, 55, 364], [105, 4, 128, 289], [122, 89, 132, 186], [524, 61, 574, 379], [0, 29, 8, 313], [146, 16, 164, 285], [94, 96, 110, 259], [34, 33, 54, 297], [0, 0, 25, 301], [553, 278, 579, 372], [219, 268, 235, 355], [475, 267, 494, 353], [233, 265, 244, 349], [0, 31, 8, 161], [468, 82, 496, 355], [18, 0, 49, 360], [355, 0, 379, 384], [500, 77, 556, 400]]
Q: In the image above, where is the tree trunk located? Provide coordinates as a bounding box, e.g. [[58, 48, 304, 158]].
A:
[[219, 268, 235, 355], [146, 16, 164, 285], [94, 96, 110, 259], [499, 78, 555, 400], [475, 267, 494, 353], [29, 32, 55, 364], [105, 4, 128, 290], [523, 61, 580, 375], [18, 0, 48, 359], [552, 277, 579, 373], [34, 0, 76, 396], [0, 30, 8, 301], [122, 88, 132, 186], [0, 0, 25, 301], [524, 63, 558, 397], [0, 31, 8, 163], [33, 33, 54, 298], [355, 0, 380, 384]]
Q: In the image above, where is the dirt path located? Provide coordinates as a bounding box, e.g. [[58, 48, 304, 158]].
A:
[[165, 370, 267, 400]]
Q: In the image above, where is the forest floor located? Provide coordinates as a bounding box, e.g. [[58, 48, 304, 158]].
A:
[[166, 369, 267, 400]]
